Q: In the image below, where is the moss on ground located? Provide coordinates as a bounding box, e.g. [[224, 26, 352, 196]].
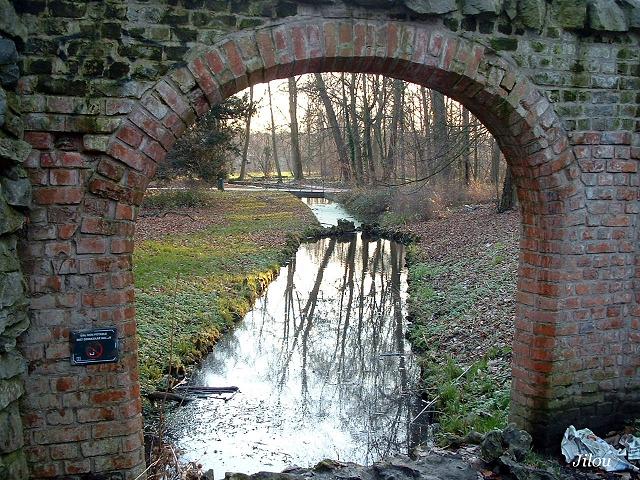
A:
[[134, 190, 318, 393]]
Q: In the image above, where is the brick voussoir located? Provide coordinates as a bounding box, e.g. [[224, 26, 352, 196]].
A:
[[154, 79, 196, 124]]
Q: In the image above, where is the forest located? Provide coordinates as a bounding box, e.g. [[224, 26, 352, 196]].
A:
[[162, 73, 517, 218]]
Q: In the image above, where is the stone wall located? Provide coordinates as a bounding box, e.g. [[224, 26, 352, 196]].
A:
[[0, 1, 31, 479], [5, 0, 640, 478]]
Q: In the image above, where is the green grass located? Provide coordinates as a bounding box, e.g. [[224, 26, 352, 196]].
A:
[[134, 190, 318, 393], [406, 242, 515, 441], [420, 353, 511, 443]]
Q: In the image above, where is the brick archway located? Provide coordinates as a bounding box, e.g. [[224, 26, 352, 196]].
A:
[[16, 15, 638, 480]]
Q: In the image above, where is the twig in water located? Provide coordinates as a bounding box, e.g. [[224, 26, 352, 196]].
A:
[[411, 364, 473, 424]]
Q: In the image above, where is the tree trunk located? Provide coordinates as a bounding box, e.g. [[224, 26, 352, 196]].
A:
[[385, 79, 403, 180], [362, 77, 376, 183], [490, 137, 501, 201], [498, 165, 516, 213], [349, 74, 364, 184], [462, 107, 470, 186], [239, 85, 253, 181], [305, 102, 312, 177], [314, 73, 351, 182], [341, 73, 360, 184], [399, 86, 406, 182], [267, 82, 283, 183], [420, 86, 431, 177], [288, 77, 304, 181], [372, 76, 386, 179], [430, 90, 448, 177], [473, 122, 479, 182]]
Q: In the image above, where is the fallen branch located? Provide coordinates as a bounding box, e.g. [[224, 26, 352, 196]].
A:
[[147, 392, 193, 404], [174, 386, 239, 394]]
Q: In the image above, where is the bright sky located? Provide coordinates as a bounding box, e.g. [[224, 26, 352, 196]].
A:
[[240, 78, 309, 133]]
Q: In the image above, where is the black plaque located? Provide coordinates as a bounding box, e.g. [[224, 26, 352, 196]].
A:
[[70, 328, 119, 365]]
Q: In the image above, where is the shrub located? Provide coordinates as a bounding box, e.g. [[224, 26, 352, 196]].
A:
[[339, 181, 499, 225]]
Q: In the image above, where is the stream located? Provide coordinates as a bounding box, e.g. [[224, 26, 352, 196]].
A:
[[167, 197, 425, 474]]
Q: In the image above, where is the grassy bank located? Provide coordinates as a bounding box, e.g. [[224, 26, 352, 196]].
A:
[[403, 206, 520, 443], [134, 189, 318, 393]]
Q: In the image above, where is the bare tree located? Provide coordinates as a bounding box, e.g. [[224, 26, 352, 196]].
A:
[[288, 77, 304, 180], [239, 85, 253, 181], [462, 107, 470, 186], [267, 82, 283, 183], [314, 73, 351, 181]]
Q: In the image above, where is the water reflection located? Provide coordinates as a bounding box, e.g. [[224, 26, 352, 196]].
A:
[[300, 197, 362, 227], [167, 200, 421, 474]]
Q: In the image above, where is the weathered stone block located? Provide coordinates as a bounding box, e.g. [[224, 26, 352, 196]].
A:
[[550, 0, 587, 28], [1, 165, 31, 208], [503, 0, 517, 18], [463, 0, 503, 15], [491, 37, 518, 50], [0, 200, 24, 236], [0, 39, 17, 66], [0, 64, 19, 89], [518, 0, 546, 29], [0, 178, 30, 208], [619, 0, 640, 28], [0, 352, 25, 382], [0, 139, 32, 164], [588, 0, 629, 31], [48, 0, 88, 18], [0, 377, 23, 411], [0, 270, 24, 310], [404, 0, 457, 13], [0, 0, 27, 42], [0, 88, 6, 128], [0, 238, 18, 274], [0, 449, 28, 480], [83, 134, 110, 152], [0, 308, 28, 349]]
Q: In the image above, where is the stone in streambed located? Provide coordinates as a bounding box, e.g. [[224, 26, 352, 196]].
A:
[[227, 453, 479, 480], [481, 429, 505, 463], [502, 423, 532, 461], [499, 455, 559, 480]]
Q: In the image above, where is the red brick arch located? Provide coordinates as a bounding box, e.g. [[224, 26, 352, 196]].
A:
[[23, 16, 633, 479], [103, 16, 584, 444]]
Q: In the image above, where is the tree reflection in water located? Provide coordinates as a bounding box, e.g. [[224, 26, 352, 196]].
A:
[[168, 230, 424, 474]]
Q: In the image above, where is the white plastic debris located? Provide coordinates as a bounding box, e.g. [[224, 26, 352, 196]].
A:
[[620, 434, 640, 461], [561, 426, 639, 472]]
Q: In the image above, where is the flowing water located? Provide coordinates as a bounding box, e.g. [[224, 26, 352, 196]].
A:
[[167, 197, 424, 474]]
